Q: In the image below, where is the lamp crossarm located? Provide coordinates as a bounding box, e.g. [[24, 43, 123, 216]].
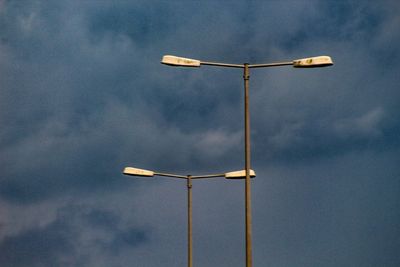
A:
[[200, 61, 244, 68], [154, 172, 188, 179], [200, 61, 293, 69], [154, 172, 225, 180], [248, 61, 293, 68], [191, 173, 225, 179]]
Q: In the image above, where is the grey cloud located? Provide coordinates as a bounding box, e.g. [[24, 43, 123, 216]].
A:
[[0, 221, 73, 267], [0, 203, 150, 267], [86, 2, 177, 46], [333, 107, 385, 138], [253, 150, 400, 267], [0, 206, 75, 267]]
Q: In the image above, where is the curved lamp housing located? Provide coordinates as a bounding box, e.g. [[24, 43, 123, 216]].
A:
[[225, 169, 256, 179], [161, 55, 201, 67], [293, 56, 333, 68], [123, 167, 154, 177]]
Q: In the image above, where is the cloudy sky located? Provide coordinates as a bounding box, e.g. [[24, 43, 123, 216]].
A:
[[1, 1, 399, 266]]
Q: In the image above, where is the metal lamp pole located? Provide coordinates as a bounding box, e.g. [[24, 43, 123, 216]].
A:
[[123, 167, 256, 267], [187, 175, 193, 267], [243, 63, 252, 266], [161, 54, 333, 267]]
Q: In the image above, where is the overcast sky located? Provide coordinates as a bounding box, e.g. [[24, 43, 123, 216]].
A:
[[1, 1, 399, 266]]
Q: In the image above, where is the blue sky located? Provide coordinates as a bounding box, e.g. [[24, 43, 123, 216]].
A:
[[0, 1, 399, 266]]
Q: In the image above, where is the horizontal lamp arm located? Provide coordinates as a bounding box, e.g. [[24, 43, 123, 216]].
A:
[[248, 61, 293, 68], [200, 61, 244, 68], [190, 173, 226, 179], [152, 172, 227, 180], [154, 172, 188, 179]]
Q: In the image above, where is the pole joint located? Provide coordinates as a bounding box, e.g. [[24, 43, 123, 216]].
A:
[[243, 63, 250, 80]]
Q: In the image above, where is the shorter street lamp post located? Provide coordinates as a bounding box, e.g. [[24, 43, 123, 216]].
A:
[[123, 167, 256, 267], [161, 54, 333, 267]]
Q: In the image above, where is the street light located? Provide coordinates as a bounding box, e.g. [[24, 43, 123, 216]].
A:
[[161, 54, 333, 267], [123, 166, 256, 267], [161, 55, 333, 68]]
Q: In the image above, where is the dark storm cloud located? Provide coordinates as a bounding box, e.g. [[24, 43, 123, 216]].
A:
[[86, 2, 177, 45], [0, 217, 74, 267], [1, 0, 399, 266], [0, 204, 150, 267], [247, 1, 400, 164], [0, 1, 157, 202], [252, 150, 400, 266]]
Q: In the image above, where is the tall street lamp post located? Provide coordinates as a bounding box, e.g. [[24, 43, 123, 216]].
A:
[[123, 167, 256, 267], [161, 54, 333, 267]]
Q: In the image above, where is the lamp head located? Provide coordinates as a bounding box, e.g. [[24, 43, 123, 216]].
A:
[[225, 169, 256, 179], [293, 56, 333, 68], [161, 55, 201, 67], [123, 167, 154, 177]]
